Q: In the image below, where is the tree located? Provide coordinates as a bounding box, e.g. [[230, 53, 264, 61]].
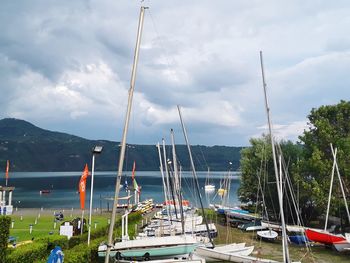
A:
[[238, 134, 302, 221], [0, 216, 11, 262], [299, 100, 350, 222]]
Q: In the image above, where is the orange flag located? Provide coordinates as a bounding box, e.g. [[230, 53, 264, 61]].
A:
[[131, 161, 136, 181], [79, 164, 89, 210], [5, 160, 9, 180]]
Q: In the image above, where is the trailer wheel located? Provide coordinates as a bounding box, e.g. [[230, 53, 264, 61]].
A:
[[143, 252, 150, 261]]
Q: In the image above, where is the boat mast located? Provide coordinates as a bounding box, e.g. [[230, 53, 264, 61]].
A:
[[177, 105, 214, 248], [157, 142, 171, 224], [105, 6, 147, 263], [162, 139, 173, 222], [259, 51, 290, 263], [171, 129, 185, 234], [330, 144, 350, 224]]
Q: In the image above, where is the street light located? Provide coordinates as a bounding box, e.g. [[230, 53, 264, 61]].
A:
[[88, 145, 103, 246]]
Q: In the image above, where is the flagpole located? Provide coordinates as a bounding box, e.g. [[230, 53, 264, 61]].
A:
[[88, 152, 96, 245], [81, 209, 84, 235]]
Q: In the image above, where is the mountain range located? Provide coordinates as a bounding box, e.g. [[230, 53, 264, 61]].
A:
[[0, 118, 243, 172]]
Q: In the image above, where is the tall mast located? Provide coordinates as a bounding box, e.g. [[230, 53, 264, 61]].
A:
[[157, 142, 171, 224], [325, 146, 337, 230], [162, 138, 173, 222], [330, 144, 350, 224], [105, 6, 147, 263], [177, 105, 214, 248], [171, 129, 185, 234], [259, 51, 290, 263]]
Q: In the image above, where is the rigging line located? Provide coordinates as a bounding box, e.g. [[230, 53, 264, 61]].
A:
[[148, 9, 180, 82], [276, 143, 313, 255], [199, 145, 209, 169]]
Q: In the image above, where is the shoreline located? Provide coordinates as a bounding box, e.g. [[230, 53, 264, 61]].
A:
[[10, 207, 111, 216]]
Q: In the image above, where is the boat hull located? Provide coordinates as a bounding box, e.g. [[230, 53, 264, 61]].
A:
[[195, 246, 277, 263], [288, 235, 309, 245], [99, 244, 197, 258], [332, 240, 350, 252], [257, 230, 278, 241], [305, 228, 345, 246], [98, 235, 199, 260]]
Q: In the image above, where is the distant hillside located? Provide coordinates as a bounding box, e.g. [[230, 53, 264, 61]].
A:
[[0, 118, 243, 172]]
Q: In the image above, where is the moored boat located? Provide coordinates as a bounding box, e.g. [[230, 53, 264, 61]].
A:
[[288, 235, 309, 245], [257, 229, 278, 241], [98, 235, 199, 260], [305, 228, 345, 246], [194, 245, 276, 263], [332, 240, 350, 252]]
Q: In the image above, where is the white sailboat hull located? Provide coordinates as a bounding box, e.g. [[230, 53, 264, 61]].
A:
[[194, 245, 277, 263], [257, 230, 278, 240], [98, 235, 199, 259]]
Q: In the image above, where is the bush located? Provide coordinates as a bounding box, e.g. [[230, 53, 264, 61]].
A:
[[36, 235, 69, 250], [64, 237, 106, 263], [7, 242, 47, 263], [0, 216, 11, 263]]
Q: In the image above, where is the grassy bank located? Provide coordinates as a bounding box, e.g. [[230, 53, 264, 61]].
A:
[[205, 209, 349, 263]]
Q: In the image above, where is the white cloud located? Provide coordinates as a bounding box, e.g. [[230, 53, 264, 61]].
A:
[[255, 120, 308, 142]]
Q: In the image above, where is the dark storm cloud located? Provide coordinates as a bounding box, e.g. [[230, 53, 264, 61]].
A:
[[1, 1, 350, 146]]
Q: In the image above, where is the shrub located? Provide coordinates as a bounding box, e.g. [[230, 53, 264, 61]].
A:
[[0, 216, 11, 263], [36, 235, 69, 250], [6, 242, 47, 263]]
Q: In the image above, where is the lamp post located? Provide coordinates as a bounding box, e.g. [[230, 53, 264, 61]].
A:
[[88, 145, 103, 246]]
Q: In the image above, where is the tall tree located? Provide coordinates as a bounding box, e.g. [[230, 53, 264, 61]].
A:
[[299, 100, 350, 221], [238, 135, 301, 221]]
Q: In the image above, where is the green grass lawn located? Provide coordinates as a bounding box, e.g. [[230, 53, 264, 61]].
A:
[[205, 211, 349, 263], [9, 213, 110, 243]]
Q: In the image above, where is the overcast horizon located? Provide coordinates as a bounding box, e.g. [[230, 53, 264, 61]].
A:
[[1, 1, 349, 147]]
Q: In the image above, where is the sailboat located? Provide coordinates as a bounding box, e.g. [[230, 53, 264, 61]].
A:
[[305, 144, 349, 247], [101, 7, 205, 262], [204, 167, 215, 192], [259, 51, 301, 263]]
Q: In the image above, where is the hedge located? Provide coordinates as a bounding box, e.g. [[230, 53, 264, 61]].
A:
[[0, 216, 11, 263], [36, 235, 70, 250], [6, 242, 47, 263], [64, 237, 106, 263]]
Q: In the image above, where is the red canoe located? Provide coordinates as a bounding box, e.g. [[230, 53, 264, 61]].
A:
[[305, 228, 345, 246]]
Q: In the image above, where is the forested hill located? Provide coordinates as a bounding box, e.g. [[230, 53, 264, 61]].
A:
[[0, 118, 243, 172]]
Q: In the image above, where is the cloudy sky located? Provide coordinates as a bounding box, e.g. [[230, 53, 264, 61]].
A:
[[1, 0, 349, 146]]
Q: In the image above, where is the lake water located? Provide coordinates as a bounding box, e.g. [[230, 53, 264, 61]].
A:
[[1, 171, 241, 209]]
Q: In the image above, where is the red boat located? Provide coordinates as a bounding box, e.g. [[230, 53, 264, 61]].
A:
[[39, 190, 51, 195], [305, 228, 346, 246]]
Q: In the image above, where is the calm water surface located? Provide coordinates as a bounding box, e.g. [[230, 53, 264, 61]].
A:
[[1, 171, 241, 209]]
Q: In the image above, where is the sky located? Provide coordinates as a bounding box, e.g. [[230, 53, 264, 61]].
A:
[[1, 0, 349, 146]]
